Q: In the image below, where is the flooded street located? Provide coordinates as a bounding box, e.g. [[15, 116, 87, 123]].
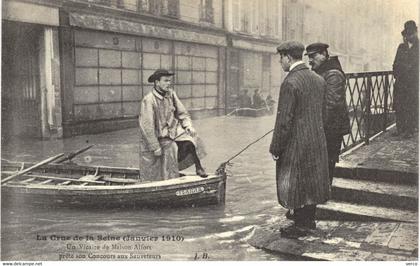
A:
[[1, 115, 291, 261]]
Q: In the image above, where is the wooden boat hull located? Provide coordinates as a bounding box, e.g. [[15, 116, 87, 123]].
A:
[[1, 162, 226, 209], [235, 108, 273, 117]]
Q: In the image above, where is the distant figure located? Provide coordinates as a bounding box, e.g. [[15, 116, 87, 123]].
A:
[[138, 69, 207, 180], [305, 43, 351, 185], [393, 20, 419, 137], [238, 89, 252, 108], [266, 94, 276, 113], [270, 41, 329, 238], [252, 89, 266, 109]]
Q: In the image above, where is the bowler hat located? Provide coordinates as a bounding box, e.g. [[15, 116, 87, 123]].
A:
[[305, 43, 329, 56], [402, 20, 417, 36], [276, 41, 305, 55], [148, 69, 175, 83]]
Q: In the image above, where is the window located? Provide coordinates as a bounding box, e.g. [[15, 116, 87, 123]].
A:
[[259, 0, 267, 35], [174, 42, 219, 111], [200, 0, 214, 23], [161, 0, 179, 18], [232, 0, 240, 31], [138, 0, 150, 11], [262, 54, 271, 71], [252, 1, 259, 33], [73, 31, 141, 120], [241, 2, 251, 33], [147, 0, 179, 18]]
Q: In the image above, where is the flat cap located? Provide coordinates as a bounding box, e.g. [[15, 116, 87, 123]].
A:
[[276, 41, 305, 54], [148, 69, 175, 83], [305, 42, 329, 56], [402, 20, 417, 36]]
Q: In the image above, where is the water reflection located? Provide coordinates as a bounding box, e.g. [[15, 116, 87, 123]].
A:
[[2, 116, 287, 260]]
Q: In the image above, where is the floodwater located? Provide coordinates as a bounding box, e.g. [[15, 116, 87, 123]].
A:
[[1, 115, 292, 261]]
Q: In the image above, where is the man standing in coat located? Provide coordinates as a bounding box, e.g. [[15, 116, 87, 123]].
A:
[[270, 41, 329, 237], [393, 20, 419, 137], [139, 69, 207, 181], [305, 43, 351, 185]]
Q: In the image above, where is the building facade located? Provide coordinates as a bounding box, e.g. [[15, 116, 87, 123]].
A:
[[2, 0, 417, 139], [2, 0, 230, 138], [283, 0, 419, 72], [224, 0, 283, 111], [2, 1, 62, 139], [2, 0, 284, 139]]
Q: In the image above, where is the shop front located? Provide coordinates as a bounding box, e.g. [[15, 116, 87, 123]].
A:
[[225, 36, 282, 111], [2, 1, 62, 140], [60, 12, 226, 136]]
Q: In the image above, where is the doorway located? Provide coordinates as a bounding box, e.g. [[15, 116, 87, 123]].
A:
[[227, 50, 240, 111], [2, 21, 42, 141]]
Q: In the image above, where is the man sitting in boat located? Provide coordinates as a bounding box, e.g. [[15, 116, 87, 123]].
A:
[[252, 89, 266, 109], [266, 94, 276, 114], [238, 89, 252, 108], [139, 69, 208, 181]]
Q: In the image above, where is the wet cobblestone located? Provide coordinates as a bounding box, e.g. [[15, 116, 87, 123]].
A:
[[338, 126, 418, 174]]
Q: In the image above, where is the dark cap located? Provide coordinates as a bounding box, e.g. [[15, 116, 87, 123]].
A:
[[402, 20, 417, 36], [276, 41, 305, 55], [305, 43, 329, 56], [148, 69, 175, 83]]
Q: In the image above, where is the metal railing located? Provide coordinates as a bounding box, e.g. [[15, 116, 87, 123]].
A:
[[341, 71, 395, 153]]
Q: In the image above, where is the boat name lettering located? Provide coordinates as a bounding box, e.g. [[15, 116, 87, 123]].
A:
[[175, 187, 205, 196]]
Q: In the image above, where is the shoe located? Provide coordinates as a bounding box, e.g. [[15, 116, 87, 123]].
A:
[[196, 168, 208, 178], [280, 225, 308, 239], [402, 132, 414, 139], [296, 221, 316, 230], [285, 210, 295, 220]]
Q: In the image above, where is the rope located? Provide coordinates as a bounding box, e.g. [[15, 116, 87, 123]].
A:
[[224, 129, 274, 163], [216, 129, 274, 175]]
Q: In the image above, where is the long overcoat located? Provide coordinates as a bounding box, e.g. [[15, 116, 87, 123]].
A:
[[138, 88, 196, 181], [393, 39, 419, 126], [269, 63, 330, 209]]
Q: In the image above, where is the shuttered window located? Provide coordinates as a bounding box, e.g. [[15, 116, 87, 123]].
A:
[[174, 42, 218, 110]]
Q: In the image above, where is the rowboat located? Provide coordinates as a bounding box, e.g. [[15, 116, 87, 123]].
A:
[[1, 160, 227, 209], [234, 107, 273, 117]]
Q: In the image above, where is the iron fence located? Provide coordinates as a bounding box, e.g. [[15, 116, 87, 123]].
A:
[[341, 71, 395, 153]]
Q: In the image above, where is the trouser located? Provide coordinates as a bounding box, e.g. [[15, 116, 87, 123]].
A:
[[326, 133, 343, 184], [395, 89, 417, 134], [293, 204, 316, 227], [407, 90, 419, 132], [176, 141, 203, 170], [395, 103, 410, 133]]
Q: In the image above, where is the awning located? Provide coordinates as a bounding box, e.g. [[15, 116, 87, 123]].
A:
[[3, 1, 59, 26], [231, 37, 279, 54], [69, 12, 227, 47]]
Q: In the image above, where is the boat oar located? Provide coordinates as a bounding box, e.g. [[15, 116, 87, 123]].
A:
[[1, 153, 65, 185], [55, 145, 94, 163]]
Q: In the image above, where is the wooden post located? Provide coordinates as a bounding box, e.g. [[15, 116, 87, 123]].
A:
[[383, 73, 389, 132], [59, 11, 75, 137], [39, 29, 50, 139], [39, 26, 63, 139], [365, 75, 372, 145], [225, 46, 231, 114]]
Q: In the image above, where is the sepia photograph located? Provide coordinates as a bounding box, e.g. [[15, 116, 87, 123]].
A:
[[1, 0, 419, 262]]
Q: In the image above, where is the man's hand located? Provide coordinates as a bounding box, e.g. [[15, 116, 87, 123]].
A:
[[154, 148, 162, 157], [186, 126, 197, 137], [271, 154, 279, 161]]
